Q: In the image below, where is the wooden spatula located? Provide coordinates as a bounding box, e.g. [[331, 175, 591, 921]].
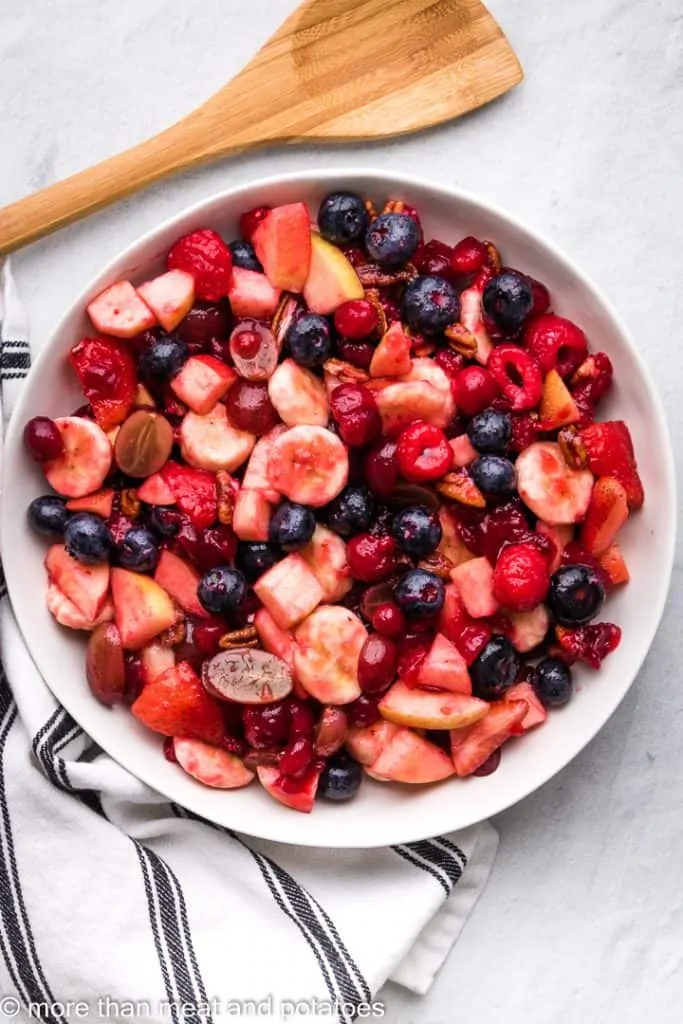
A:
[[0, 0, 522, 255]]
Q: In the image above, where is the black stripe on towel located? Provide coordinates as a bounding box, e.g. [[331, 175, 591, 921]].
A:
[[391, 844, 450, 896], [392, 837, 468, 893], [0, 677, 64, 1021], [31, 709, 83, 792], [136, 845, 180, 1024], [0, 350, 30, 371]]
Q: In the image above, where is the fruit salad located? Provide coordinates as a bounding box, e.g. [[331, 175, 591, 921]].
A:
[[22, 191, 644, 812]]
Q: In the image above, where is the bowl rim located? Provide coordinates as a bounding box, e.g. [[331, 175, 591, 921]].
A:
[[2, 167, 677, 846]]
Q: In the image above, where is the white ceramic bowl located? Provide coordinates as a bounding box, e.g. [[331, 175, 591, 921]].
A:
[[1, 170, 675, 847]]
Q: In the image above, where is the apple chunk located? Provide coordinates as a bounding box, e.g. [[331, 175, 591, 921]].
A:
[[379, 680, 489, 730], [252, 203, 311, 292], [370, 728, 455, 783], [111, 568, 177, 649], [303, 233, 364, 314]]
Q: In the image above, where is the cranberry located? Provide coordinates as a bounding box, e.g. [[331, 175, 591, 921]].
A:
[[288, 698, 316, 739], [487, 345, 543, 412], [478, 499, 531, 564], [396, 421, 452, 482], [279, 736, 315, 779], [371, 601, 407, 639], [472, 748, 502, 776], [192, 618, 227, 655], [556, 622, 621, 668], [452, 366, 499, 416], [347, 533, 397, 583], [163, 737, 178, 763], [222, 734, 247, 757], [231, 328, 262, 360], [330, 383, 382, 448], [524, 314, 588, 377], [347, 693, 382, 728], [192, 525, 238, 571], [508, 412, 541, 454], [434, 349, 465, 385], [342, 246, 368, 268], [177, 303, 231, 346], [243, 702, 291, 749], [380, 295, 401, 324], [335, 299, 379, 339], [364, 439, 399, 498], [450, 505, 485, 555], [528, 278, 551, 316], [225, 379, 279, 435], [207, 338, 232, 363], [240, 205, 271, 241], [413, 239, 455, 282], [397, 634, 431, 686], [492, 542, 550, 612], [23, 416, 63, 462], [337, 340, 374, 369], [450, 236, 488, 277], [123, 654, 145, 705], [357, 634, 397, 693]]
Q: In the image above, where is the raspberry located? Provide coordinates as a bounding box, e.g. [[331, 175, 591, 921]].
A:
[[167, 229, 233, 302], [450, 236, 488, 277], [524, 314, 588, 377], [329, 383, 382, 447], [396, 421, 452, 482], [507, 412, 541, 453], [347, 533, 397, 583], [493, 543, 551, 612], [334, 299, 379, 339], [413, 239, 456, 282], [452, 365, 499, 416], [487, 344, 543, 411], [434, 348, 465, 386], [240, 205, 271, 241], [570, 352, 614, 407]]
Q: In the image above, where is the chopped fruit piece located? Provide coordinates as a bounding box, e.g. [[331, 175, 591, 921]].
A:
[[436, 469, 486, 509], [397, 421, 452, 482], [539, 369, 580, 429], [417, 633, 472, 695], [154, 549, 207, 618], [170, 355, 236, 415], [450, 434, 478, 467], [379, 680, 488, 730], [504, 682, 547, 730], [555, 622, 621, 668], [303, 233, 364, 314], [173, 738, 254, 789], [253, 608, 296, 671], [44, 417, 112, 498], [492, 542, 550, 612], [232, 489, 271, 542], [294, 606, 366, 704], [180, 403, 255, 473], [450, 699, 528, 776], [267, 425, 349, 507], [536, 521, 573, 573], [370, 728, 455, 783], [369, 322, 412, 377], [167, 229, 233, 301], [376, 381, 448, 435], [458, 281, 493, 364], [267, 359, 329, 427], [437, 506, 475, 568], [203, 649, 293, 704], [487, 344, 543, 411], [345, 720, 401, 765], [524, 313, 588, 376], [161, 462, 217, 529], [131, 661, 224, 744], [580, 421, 644, 509], [299, 524, 352, 602], [508, 604, 550, 652], [581, 476, 629, 555], [257, 764, 322, 813], [66, 488, 114, 519], [253, 553, 324, 630], [451, 557, 499, 618], [141, 642, 175, 684], [45, 544, 110, 621], [69, 338, 137, 431], [111, 568, 177, 649], [136, 270, 195, 331], [134, 382, 156, 409], [87, 281, 156, 338], [241, 425, 287, 502], [47, 583, 113, 631], [137, 472, 176, 505], [226, 266, 281, 318], [598, 543, 630, 586], [400, 358, 455, 425], [516, 441, 594, 524], [252, 203, 311, 292]]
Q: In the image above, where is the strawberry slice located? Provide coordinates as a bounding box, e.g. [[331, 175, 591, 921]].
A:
[[370, 728, 455, 783], [69, 338, 137, 431], [369, 322, 412, 378], [579, 421, 644, 509], [136, 270, 195, 331], [66, 488, 114, 519], [580, 476, 629, 555], [154, 549, 207, 618], [86, 281, 156, 338], [294, 606, 366, 704], [597, 543, 630, 586], [45, 544, 110, 621], [538, 368, 580, 430], [167, 229, 233, 301], [161, 462, 217, 529], [173, 738, 254, 789], [504, 682, 547, 731], [131, 661, 224, 745], [450, 699, 528, 777]]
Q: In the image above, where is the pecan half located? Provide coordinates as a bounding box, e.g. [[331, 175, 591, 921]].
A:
[[133, 383, 156, 409], [356, 263, 418, 288], [418, 553, 454, 579], [271, 293, 302, 347], [557, 425, 588, 469], [382, 199, 408, 216], [445, 323, 478, 359], [219, 625, 259, 650], [482, 240, 502, 272], [365, 198, 379, 221], [216, 471, 236, 526], [362, 288, 387, 337], [119, 488, 141, 519], [159, 618, 187, 648], [322, 358, 369, 384], [436, 471, 486, 509]]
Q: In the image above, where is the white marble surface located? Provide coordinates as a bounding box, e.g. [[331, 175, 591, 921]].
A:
[[1, 1, 682, 1021]]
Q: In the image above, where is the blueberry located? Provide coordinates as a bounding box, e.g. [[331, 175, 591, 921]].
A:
[[548, 564, 605, 626], [138, 336, 189, 383], [402, 275, 460, 334], [286, 313, 332, 368], [64, 513, 113, 564], [236, 542, 281, 583], [467, 409, 512, 453], [482, 271, 534, 331], [470, 455, 516, 496], [115, 526, 159, 573], [318, 191, 369, 245], [147, 506, 184, 538], [365, 213, 421, 269], [394, 568, 445, 619], [318, 756, 363, 802], [533, 657, 573, 708], [228, 239, 263, 272], [269, 502, 316, 552], [198, 567, 247, 616], [471, 635, 520, 701], [391, 505, 442, 558], [326, 486, 374, 538], [27, 495, 69, 536]]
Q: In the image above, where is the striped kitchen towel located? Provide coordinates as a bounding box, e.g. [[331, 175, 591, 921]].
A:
[[0, 260, 497, 1024]]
